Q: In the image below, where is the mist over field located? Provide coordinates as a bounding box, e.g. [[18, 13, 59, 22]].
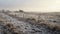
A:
[[0, 0, 60, 12], [0, 0, 60, 34]]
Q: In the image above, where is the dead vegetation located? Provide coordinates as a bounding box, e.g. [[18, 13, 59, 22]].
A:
[[24, 12, 60, 31], [2, 23, 24, 34], [1, 11, 60, 34]]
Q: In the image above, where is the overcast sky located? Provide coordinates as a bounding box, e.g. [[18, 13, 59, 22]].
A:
[[0, 0, 60, 12]]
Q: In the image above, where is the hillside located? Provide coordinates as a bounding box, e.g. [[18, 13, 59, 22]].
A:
[[0, 11, 60, 34]]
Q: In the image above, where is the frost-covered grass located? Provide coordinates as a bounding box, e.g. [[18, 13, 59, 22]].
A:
[[1, 11, 60, 34], [4, 11, 60, 30]]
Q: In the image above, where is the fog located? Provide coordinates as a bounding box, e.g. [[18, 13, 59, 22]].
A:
[[0, 0, 60, 12]]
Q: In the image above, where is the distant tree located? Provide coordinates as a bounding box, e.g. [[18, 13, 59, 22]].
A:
[[19, 10, 24, 18], [2, 9, 5, 13], [19, 10, 24, 12]]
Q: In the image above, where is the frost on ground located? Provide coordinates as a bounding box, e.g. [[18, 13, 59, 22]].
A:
[[0, 12, 60, 34]]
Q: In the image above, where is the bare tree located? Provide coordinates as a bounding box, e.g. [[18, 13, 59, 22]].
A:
[[19, 10, 24, 12]]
